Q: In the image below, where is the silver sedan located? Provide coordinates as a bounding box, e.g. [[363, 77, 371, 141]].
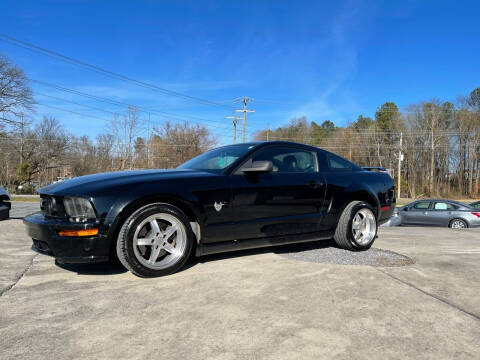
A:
[[396, 199, 480, 228]]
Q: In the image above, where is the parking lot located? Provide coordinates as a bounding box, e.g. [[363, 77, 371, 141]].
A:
[[1, 203, 479, 359]]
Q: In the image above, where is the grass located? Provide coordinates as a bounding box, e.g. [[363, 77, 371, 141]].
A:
[[11, 196, 40, 202]]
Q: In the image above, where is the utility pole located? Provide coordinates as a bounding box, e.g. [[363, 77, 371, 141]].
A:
[[19, 113, 24, 165], [234, 97, 255, 143], [146, 112, 151, 168], [225, 115, 240, 144], [398, 132, 403, 198]]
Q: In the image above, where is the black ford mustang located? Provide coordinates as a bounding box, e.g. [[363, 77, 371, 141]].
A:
[[24, 141, 395, 277]]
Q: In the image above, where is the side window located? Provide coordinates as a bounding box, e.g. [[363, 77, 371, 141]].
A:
[[412, 201, 431, 210], [251, 147, 317, 173], [433, 202, 456, 210], [327, 154, 352, 171]]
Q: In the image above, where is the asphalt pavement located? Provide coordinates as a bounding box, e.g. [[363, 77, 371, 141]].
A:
[[8, 201, 39, 219], [0, 216, 479, 359]]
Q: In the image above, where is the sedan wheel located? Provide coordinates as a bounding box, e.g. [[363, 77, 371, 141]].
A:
[[116, 203, 193, 277], [449, 219, 467, 229]]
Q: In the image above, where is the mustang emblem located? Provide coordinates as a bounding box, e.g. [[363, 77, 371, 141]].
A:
[[214, 201, 226, 212]]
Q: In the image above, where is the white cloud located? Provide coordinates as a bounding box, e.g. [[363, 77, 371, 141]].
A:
[[290, 0, 377, 126]]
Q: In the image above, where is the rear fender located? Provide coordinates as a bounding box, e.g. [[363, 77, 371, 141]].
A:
[[341, 185, 380, 218]]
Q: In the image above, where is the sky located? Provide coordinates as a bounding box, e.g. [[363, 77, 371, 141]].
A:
[[1, 0, 479, 144]]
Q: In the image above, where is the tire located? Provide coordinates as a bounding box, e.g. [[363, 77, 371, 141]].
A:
[[333, 201, 377, 251], [449, 218, 468, 229], [116, 203, 194, 277]]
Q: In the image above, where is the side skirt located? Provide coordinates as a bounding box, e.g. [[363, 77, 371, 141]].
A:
[[196, 231, 334, 256]]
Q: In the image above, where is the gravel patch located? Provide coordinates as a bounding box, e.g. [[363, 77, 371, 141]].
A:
[[276, 241, 413, 267]]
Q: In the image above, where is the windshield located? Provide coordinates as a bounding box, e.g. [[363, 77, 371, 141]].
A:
[[177, 143, 258, 171]]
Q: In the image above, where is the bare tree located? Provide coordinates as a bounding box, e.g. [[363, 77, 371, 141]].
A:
[[17, 117, 69, 186], [151, 121, 216, 168], [0, 53, 35, 125], [109, 106, 144, 170]]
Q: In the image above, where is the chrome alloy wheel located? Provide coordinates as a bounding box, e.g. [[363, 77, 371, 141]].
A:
[[352, 208, 376, 246], [132, 213, 187, 270], [450, 219, 467, 229]]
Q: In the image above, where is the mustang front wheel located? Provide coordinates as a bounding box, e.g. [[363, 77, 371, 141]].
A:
[[116, 203, 194, 277], [334, 201, 377, 251]]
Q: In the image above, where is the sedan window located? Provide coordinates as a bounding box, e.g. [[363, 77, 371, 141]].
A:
[[251, 147, 317, 173], [433, 202, 457, 210], [412, 201, 431, 210]]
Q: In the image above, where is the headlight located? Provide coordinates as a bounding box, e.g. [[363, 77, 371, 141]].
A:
[[63, 197, 96, 222]]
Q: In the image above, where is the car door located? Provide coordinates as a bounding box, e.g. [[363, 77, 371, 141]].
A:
[[401, 201, 432, 225], [225, 145, 326, 241], [428, 201, 458, 226]]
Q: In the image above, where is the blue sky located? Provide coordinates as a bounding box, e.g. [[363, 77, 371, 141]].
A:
[[1, 0, 479, 143]]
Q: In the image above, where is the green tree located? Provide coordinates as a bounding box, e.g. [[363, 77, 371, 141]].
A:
[[375, 102, 400, 132], [467, 87, 480, 112], [354, 115, 374, 130], [311, 120, 335, 145]]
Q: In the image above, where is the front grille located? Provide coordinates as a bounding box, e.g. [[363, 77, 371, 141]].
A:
[[40, 195, 66, 218]]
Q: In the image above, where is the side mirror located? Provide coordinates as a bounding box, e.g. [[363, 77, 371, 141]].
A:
[[242, 160, 273, 173], [403, 207, 408, 212]]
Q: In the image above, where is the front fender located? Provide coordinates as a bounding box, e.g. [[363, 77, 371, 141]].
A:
[[89, 182, 205, 243]]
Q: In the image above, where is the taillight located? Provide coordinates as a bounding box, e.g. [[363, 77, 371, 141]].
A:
[[472, 212, 480, 218]]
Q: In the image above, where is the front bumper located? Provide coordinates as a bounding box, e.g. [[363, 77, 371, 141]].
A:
[[23, 212, 110, 263]]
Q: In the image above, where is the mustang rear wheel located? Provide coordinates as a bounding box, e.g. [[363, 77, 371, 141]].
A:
[[116, 203, 194, 277], [333, 201, 377, 251]]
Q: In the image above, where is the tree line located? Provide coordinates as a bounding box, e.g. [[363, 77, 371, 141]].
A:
[[1, 52, 479, 198], [254, 92, 480, 198]]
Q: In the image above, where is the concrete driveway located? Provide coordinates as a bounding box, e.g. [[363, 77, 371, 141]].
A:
[[0, 219, 479, 359]]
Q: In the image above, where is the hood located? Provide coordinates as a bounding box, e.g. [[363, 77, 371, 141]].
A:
[[38, 169, 214, 196]]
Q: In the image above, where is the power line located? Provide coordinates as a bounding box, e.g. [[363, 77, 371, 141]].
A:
[[31, 79, 234, 131], [35, 101, 238, 140], [37, 103, 111, 124], [36, 92, 117, 115], [0, 33, 235, 111]]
